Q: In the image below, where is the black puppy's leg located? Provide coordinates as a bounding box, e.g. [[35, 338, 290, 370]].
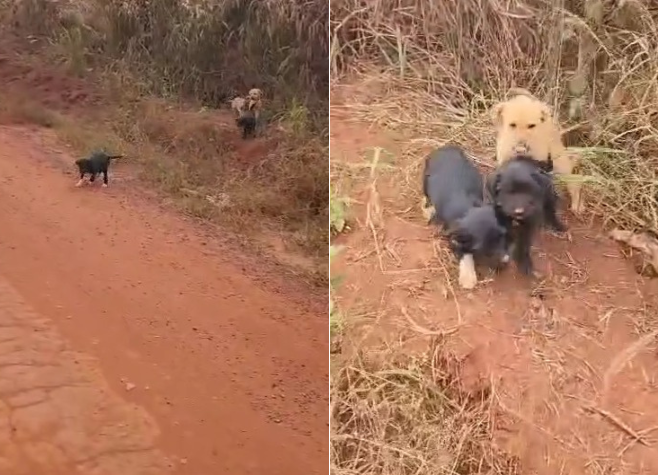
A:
[[252, 111, 262, 137], [513, 228, 535, 276], [457, 253, 478, 290], [421, 198, 436, 225], [544, 188, 568, 233], [75, 171, 86, 187], [102, 169, 109, 188], [448, 237, 477, 290], [421, 173, 435, 224], [497, 213, 515, 262], [89, 173, 97, 185], [450, 246, 477, 290]]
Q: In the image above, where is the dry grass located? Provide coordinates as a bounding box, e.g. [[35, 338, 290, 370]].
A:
[[122, 99, 328, 246], [0, 0, 329, 275], [0, 90, 63, 128], [8, 0, 328, 125], [331, 0, 658, 234], [330, 0, 658, 472], [331, 341, 520, 475]]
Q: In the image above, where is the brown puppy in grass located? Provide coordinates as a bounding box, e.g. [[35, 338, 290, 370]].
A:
[[491, 88, 584, 215]]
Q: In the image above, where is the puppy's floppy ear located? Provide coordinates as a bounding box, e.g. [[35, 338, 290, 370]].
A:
[[540, 155, 554, 173], [494, 173, 502, 193], [530, 169, 552, 192], [485, 171, 502, 202], [484, 173, 496, 202], [490, 101, 505, 127], [448, 224, 473, 252]]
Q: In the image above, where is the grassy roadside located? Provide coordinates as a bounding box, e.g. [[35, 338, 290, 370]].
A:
[[0, 0, 329, 285]]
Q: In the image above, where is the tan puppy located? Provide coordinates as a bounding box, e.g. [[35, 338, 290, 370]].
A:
[[247, 88, 263, 120], [491, 90, 583, 214], [230, 96, 246, 117]]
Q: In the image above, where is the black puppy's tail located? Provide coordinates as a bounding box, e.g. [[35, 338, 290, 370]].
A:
[[107, 154, 124, 160]]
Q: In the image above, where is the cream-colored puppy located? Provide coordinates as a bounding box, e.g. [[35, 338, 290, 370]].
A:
[[247, 88, 263, 120], [230, 96, 246, 117], [492, 91, 583, 214]]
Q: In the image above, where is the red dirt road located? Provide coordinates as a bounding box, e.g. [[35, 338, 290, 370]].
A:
[[0, 125, 327, 474]]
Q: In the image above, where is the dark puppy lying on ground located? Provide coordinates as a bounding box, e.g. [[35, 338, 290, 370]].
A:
[[423, 145, 510, 289], [75, 150, 124, 188], [236, 109, 257, 140], [487, 155, 567, 277]]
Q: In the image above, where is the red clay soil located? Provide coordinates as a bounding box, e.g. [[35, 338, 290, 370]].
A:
[[0, 124, 327, 475], [331, 115, 658, 475]]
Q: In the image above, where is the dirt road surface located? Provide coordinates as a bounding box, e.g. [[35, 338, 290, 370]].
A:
[[0, 126, 327, 475]]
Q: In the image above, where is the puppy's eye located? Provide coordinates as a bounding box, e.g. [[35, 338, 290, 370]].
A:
[[509, 123, 517, 129], [527, 124, 536, 129]]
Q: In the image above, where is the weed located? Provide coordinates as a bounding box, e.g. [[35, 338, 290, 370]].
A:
[[330, 190, 349, 235], [56, 25, 86, 76], [0, 93, 62, 128], [330, 244, 344, 353]]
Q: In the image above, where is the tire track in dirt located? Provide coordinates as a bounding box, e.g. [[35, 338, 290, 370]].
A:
[[0, 126, 327, 475]]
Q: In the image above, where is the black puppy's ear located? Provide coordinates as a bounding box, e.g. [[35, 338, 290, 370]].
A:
[[448, 225, 473, 251], [542, 155, 554, 173], [530, 169, 550, 189], [485, 172, 501, 202]]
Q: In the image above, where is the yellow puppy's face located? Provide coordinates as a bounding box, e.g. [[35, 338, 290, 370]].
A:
[[248, 88, 262, 101], [493, 95, 557, 162]]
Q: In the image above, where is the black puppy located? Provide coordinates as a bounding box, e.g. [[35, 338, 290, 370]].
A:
[[487, 155, 567, 276], [423, 145, 510, 289], [236, 109, 257, 140], [75, 150, 124, 188]]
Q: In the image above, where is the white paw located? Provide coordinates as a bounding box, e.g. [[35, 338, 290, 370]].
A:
[[458, 254, 478, 290], [75, 179, 85, 187], [101, 183, 108, 188]]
